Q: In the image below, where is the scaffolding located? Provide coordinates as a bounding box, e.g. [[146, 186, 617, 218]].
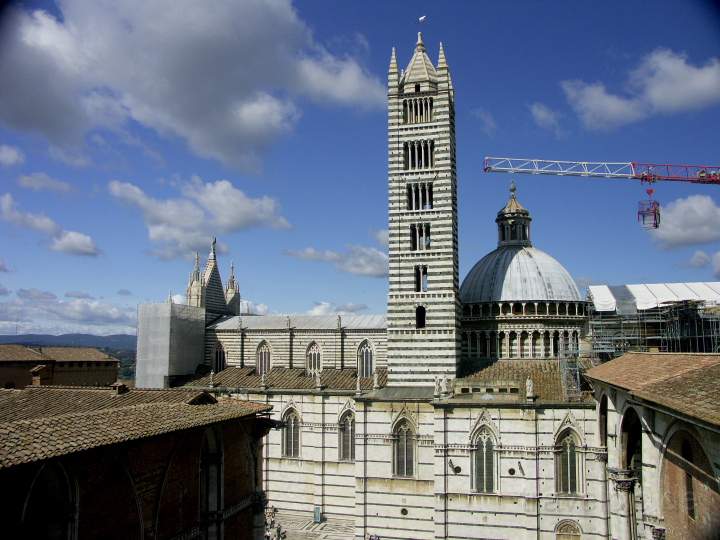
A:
[[589, 300, 720, 362]]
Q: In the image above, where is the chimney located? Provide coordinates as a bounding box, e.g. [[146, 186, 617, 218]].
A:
[[110, 381, 129, 395]]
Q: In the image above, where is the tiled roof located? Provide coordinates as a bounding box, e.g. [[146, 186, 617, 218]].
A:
[[209, 314, 387, 331], [0, 386, 209, 422], [458, 359, 578, 403], [0, 344, 44, 362], [38, 347, 116, 361], [185, 366, 388, 392], [586, 352, 720, 426], [0, 344, 116, 363], [0, 386, 271, 469]]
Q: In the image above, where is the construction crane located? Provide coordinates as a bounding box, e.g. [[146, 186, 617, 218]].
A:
[[483, 157, 720, 229]]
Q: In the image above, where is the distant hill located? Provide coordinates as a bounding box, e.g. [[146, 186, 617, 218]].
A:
[[0, 333, 137, 350]]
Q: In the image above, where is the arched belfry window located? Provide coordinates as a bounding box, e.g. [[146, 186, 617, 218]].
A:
[[256, 341, 271, 375], [556, 430, 580, 494], [200, 428, 223, 540], [282, 409, 300, 458], [393, 419, 415, 477], [22, 462, 76, 539], [339, 411, 355, 461], [306, 342, 321, 376], [358, 341, 373, 378], [214, 344, 226, 372], [473, 428, 496, 493]]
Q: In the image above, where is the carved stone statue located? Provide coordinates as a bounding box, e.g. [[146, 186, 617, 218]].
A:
[[434, 376, 441, 397], [526, 377, 534, 399], [260, 371, 267, 388], [440, 375, 449, 395]]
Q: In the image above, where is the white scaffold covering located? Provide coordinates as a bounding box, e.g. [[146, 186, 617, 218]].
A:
[[588, 282, 720, 313]]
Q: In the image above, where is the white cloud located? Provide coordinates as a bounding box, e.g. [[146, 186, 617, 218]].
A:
[[18, 172, 72, 192], [0, 144, 24, 166], [0, 285, 10, 296], [65, 291, 94, 299], [0, 260, 8, 272], [650, 195, 720, 248], [528, 102, 563, 136], [109, 178, 289, 259], [16, 288, 58, 301], [51, 231, 100, 256], [471, 107, 497, 136], [117, 289, 132, 296], [373, 229, 389, 248], [0, 1, 384, 170], [240, 299, 269, 316], [0, 193, 100, 256], [562, 49, 720, 130], [306, 301, 367, 316], [689, 250, 711, 268], [286, 244, 388, 277]]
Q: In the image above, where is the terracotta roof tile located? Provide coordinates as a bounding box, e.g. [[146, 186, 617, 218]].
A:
[[459, 359, 584, 403], [185, 366, 388, 392], [586, 352, 720, 426], [0, 400, 270, 469], [0, 344, 117, 363], [0, 344, 43, 362]]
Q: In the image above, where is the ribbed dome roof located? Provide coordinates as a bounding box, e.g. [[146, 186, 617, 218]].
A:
[[460, 246, 581, 303]]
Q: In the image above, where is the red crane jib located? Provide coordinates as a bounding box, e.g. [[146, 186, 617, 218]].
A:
[[633, 162, 720, 184]]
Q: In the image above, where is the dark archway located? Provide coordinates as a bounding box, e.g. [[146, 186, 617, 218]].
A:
[[22, 462, 76, 540]]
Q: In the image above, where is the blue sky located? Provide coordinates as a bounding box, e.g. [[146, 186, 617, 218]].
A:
[[1, 0, 720, 335]]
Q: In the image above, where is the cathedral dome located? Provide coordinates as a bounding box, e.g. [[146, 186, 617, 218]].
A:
[[460, 246, 581, 303], [460, 183, 581, 303]]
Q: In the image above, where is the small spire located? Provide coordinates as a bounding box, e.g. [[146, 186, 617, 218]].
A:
[[438, 42, 447, 68], [194, 251, 200, 272], [416, 31, 425, 51], [167, 290, 173, 304], [389, 47, 398, 72], [510, 180, 517, 197], [209, 237, 217, 260]]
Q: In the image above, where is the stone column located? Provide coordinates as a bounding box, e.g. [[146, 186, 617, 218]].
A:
[[608, 468, 637, 540]]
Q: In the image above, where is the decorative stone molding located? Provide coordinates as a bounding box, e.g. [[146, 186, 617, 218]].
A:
[[608, 468, 636, 492]]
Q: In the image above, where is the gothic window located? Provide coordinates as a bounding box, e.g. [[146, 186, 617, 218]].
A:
[[473, 429, 495, 493], [214, 344, 226, 372], [282, 409, 300, 458], [416, 306, 426, 329], [306, 342, 321, 376], [257, 341, 271, 376], [415, 83, 421, 93], [338, 411, 355, 461], [599, 395, 608, 447], [22, 462, 76, 539], [414, 265, 428, 292], [555, 521, 581, 540], [556, 430, 580, 494], [393, 419, 415, 477], [358, 341, 373, 378], [406, 182, 433, 210], [200, 428, 223, 540]]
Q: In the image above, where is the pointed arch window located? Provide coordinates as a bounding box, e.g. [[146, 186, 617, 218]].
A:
[[200, 428, 223, 539], [282, 409, 300, 458], [556, 430, 580, 494], [22, 462, 76, 539], [358, 341, 373, 378], [555, 520, 582, 540], [256, 341, 271, 376], [306, 342, 321, 376], [473, 429, 496, 493], [339, 411, 355, 461], [214, 344, 226, 372], [393, 419, 415, 477]]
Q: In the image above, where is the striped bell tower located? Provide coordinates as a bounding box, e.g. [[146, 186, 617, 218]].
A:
[[386, 33, 460, 386]]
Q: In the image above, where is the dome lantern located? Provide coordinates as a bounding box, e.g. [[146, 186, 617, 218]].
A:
[[496, 181, 531, 247]]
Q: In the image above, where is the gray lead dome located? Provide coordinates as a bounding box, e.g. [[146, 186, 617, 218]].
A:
[[460, 245, 582, 303]]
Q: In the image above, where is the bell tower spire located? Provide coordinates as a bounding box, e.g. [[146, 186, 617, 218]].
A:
[[386, 35, 460, 386]]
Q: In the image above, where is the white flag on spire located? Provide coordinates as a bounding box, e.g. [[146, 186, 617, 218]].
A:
[[418, 15, 427, 23]]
